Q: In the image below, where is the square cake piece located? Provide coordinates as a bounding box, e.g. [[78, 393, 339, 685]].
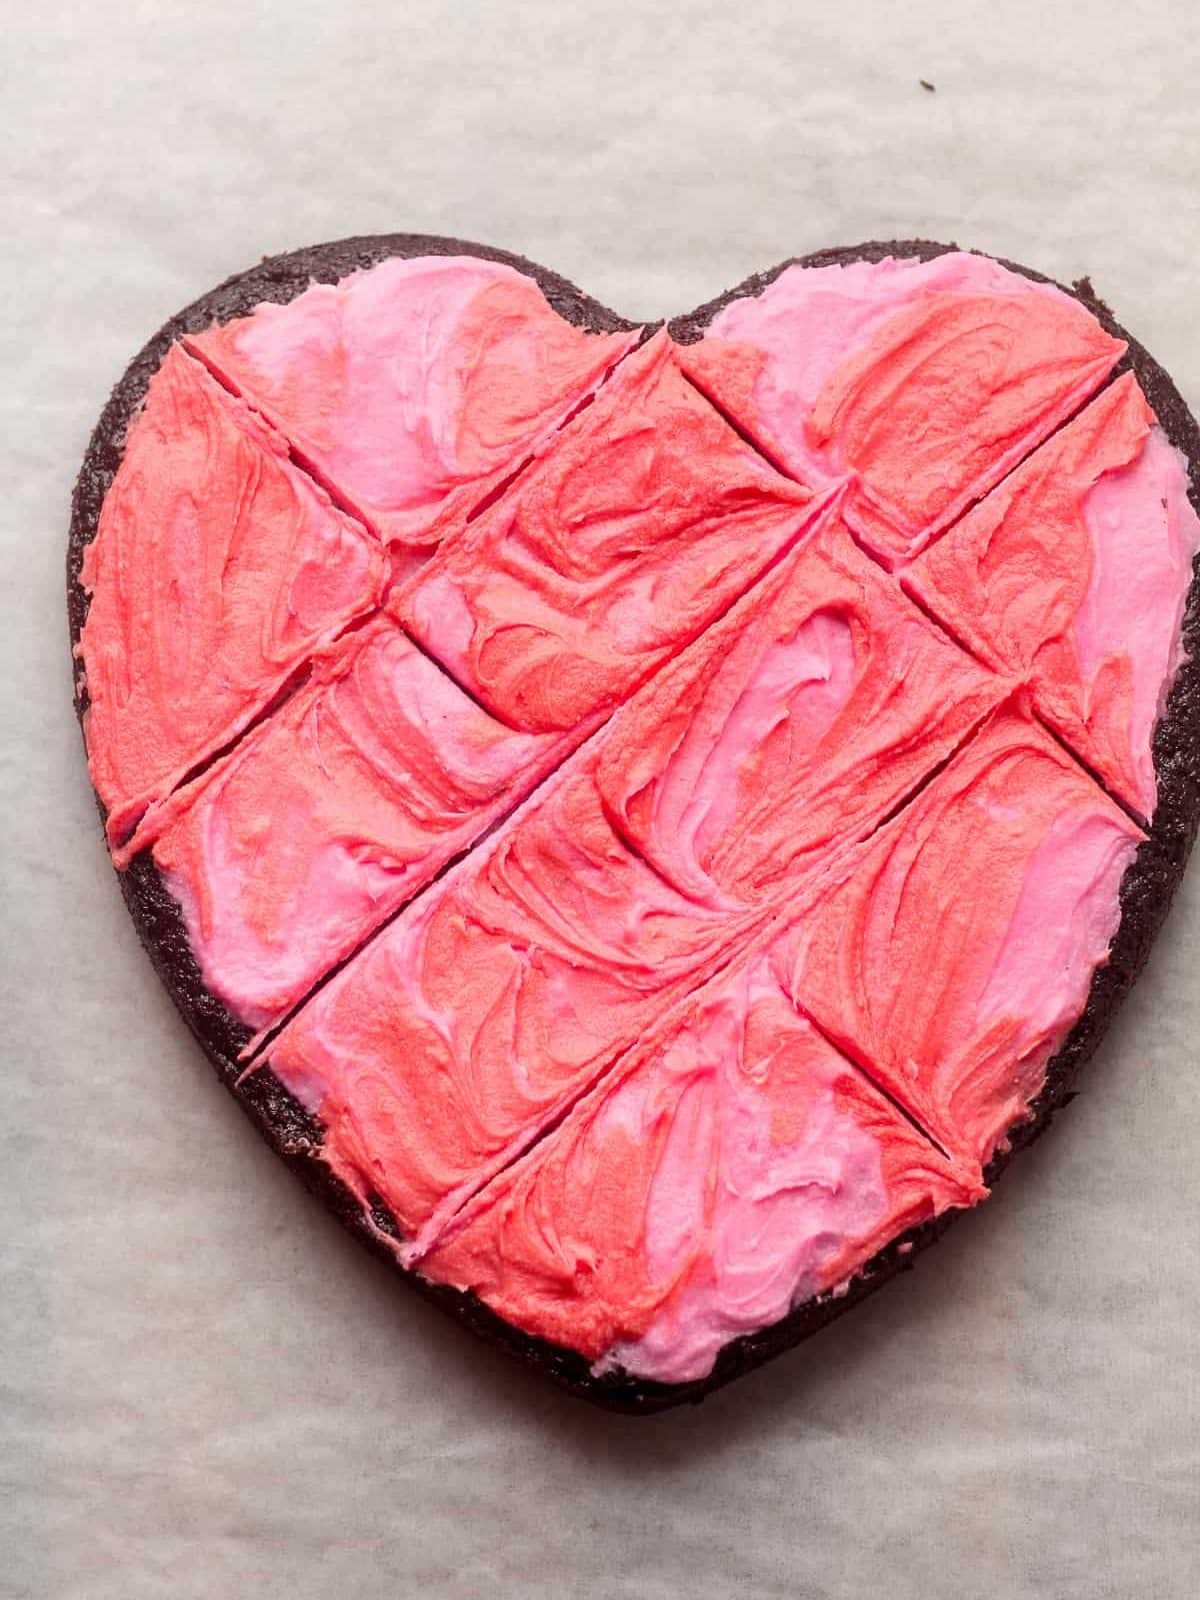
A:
[[773, 707, 1144, 1172], [79, 344, 383, 861], [904, 372, 1200, 820], [187, 253, 639, 554], [420, 942, 981, 1384], [397, 330, 819, 732], [676, 250, 1124, 564], [150, 618, 565, 1036]]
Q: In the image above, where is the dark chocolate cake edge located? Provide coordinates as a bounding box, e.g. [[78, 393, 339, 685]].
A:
[[68, 236, 1200, 1415]]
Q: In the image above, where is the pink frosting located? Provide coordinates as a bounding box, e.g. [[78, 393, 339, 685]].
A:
[[906, 373, 1200, 819], [595, 515, 1005, 906], [678, 251, 1125, 563], [975, 808, 1137, 1075], [421, 949, 979, 1383], [397, 331, 819, 732], [151, 619, 569, 1035], [78, 344, 383, 862], [1070, 427, 1198, 811], [187, 255, 639, 552], [774, 706, 1143, 1169]]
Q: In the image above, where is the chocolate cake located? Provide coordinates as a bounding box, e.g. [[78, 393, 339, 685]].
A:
[[69, 235, 1200, 1412]]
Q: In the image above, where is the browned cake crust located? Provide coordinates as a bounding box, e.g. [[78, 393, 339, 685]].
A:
[[69, 236, 1200, 1413]]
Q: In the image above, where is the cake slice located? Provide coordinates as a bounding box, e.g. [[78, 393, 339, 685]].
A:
[[904, 372, 1200, 820], [78, 344, 384, 861], [397, 330, 818, 732], [149, 617, 566, 1037], [593, 514, 1004, 904], [187, 253, 639, 558], [675, 248, 1125, 565], [775, 706, 1144, 1171], [420, 942, 981, 1384]]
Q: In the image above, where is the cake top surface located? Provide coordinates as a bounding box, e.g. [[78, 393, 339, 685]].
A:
[[73, 240, 1200, 1398]]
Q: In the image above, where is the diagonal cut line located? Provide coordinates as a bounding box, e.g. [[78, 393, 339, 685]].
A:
[[108, 657, 318, 859], [391, 622, 537, 736], [96, 347, 395, 850], [677, 366, 802, 482], [180, 340, 386, 541], [678, 337, 1127, 572], [408, 825, 999, 1265], [237, 489, 842, 1060], [452, 345, 639, 537], [1031, 709, 1150, 833], [236, 809, 491, 1064], [851, 694, 1009, 844], [787, 997, 959, 1164], [908, 360, 1128, 561], [401, 908, 775, 1265], [896, 576, 995, 669], [444, 334, 650, 546], [154, 657, 314, 812], [115, 601, 387, 860], [385, 478, 847, 775], [462, 455, 535, 527], [95, 345, 392, 831], [843, 359, 1130, 572], [235, 702, 612, 1065], [839, 514, 896, 577]]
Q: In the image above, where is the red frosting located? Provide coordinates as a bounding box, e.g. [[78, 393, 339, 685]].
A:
[[79, 345, 383, 861], [774, 706, 1143, 1171], [594, 515, 1005, 905], [679, 252, 1125, 564], [905, 373, 1200, 819], [150, 618, 566, 1034], [188, 256, 638, 553], [421, 947, 981, 1379], [398, 331, 817, 732]]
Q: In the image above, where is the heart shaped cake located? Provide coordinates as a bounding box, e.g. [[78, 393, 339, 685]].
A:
[[69, 236, 1200, 1411]]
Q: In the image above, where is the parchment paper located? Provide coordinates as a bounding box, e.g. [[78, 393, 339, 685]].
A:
[[3, 3, 1198, 1595]]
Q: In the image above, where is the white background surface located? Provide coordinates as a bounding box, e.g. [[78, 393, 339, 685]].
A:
[[4, 3, 1199, 1596]]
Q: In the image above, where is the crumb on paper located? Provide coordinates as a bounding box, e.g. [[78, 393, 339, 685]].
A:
[[920, 78, 936, 92]]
